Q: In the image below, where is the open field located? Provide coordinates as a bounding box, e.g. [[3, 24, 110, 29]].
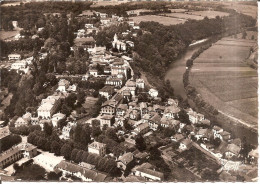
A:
[[170, 9, 187, 13], [190, 34, 258, 128], [222, 3, 257, 19], [160, 13, 204, 20], [130, 15, 185, 26], [187, 11, 229, 19], [132, 10, 229, 26], [0, 30, 19, 41]]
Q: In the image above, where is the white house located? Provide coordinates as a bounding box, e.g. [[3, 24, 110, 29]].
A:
[[89, 69, 98, 77], [11, 60, 27, 70], [136, 79, 145, 89], [62, 121, 76, 140], [179, 139, 192, 151], [148, 88, 158, 98], [51, 113, 66, 127], [37, 96, 61, 119], [112, 34, 126, 51], [134, 163, 164, 181], [88, 141, 106, 157], [57, 79, 70, 92]]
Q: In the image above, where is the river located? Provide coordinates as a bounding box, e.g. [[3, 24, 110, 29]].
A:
[[165, 40, 258, 145], [165, 40, 209, 102]]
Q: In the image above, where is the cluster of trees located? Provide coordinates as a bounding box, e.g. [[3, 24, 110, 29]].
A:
[[92, 1, 171, 17], [133, 12, 255, 78], [9, 125, 41, 136], [96, 127, 126, 157], [60, 91, 86, 117], [26, 122, 121, 176], [95, 22, 130, 48], [69, 149, 121, 176], [70, 124, 91, 147], [0, 1, 92, 31], [1, 38, 44, 57], [66, 47, 89, 75], [1, 134, 22, 153], [2, 68, 58, 119]]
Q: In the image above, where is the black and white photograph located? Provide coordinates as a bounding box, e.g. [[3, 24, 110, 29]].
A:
[[0, 0, 258, 182]]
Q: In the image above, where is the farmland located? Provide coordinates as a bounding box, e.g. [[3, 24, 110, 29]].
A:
[[190, 32, 258, 129], [130, 15, 185, 26], [222, 2, 257, 19], [131, 10, 229, 26], [0, 30, 20, 41]]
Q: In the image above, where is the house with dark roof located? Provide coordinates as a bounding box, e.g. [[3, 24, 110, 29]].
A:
[[225, 143, 241, 159], [139, 102, 148, 116], [171, 133, 184, 142], [100, 115, 115, 128], [148, 113, 161, 131], [129, 108, 141, 121], [55, 160, 108, 182], [101, 100, 117, 115], [219, 131, 231, 141], [179, 139, 192, 151], [134, 122, 149, 135], [116, 104, 128, 117], [164, 105, 180, 119], [133, 163, 164, 181], [133, 150, 149, 164], [117, 152, 135, 171], [99, 86, 115, 99], [195, 128, 212, 142]]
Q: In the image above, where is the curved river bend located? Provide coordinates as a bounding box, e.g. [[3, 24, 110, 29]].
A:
[[165, 40, 258, 145]]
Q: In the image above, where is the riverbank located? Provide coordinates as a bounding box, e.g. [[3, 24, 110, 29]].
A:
[[181, 36, 258, 146]]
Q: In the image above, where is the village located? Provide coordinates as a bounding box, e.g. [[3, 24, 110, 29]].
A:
[[0, 5, 258, 182]]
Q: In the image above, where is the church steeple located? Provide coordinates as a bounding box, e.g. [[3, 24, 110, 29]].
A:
[[114, 33, 118, 42]]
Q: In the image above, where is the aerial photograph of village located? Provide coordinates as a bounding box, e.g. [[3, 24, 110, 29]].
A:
[[0, 0, 258, 182]]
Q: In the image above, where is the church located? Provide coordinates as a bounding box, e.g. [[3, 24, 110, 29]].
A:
[[112, 34, 127, 51]]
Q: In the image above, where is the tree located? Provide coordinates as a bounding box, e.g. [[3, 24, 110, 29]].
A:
[[135, 134, 146, 151], [47, 172, 61, 181], [61, 104, 72, 116], [77, 90, 85, 105], [123, 121, 133, 131], [242, 31, 247, 39], [106, 128, 119, 142], [51, 141, 61, 155], [163, 127, 175, 137], [92, 125, 102, 138], [13, 163, 20, 171], [60, 143, 73, 160], [71, 149, 79, 162], [75, 150, 84, 163], [177, 109, 191, 125], [44, 122, 53, 136]]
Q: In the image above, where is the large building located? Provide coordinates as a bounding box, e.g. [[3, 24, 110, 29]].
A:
[[8, 54, 21, 60], [88, 141, 106, 157], [112, 34, 126, 51], [0, 143, 37, 169], [37, 96, 61, 119]]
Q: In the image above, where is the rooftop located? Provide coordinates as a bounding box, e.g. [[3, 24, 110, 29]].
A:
[[88, 141, 106, 149], [118, 152, 134, 165]]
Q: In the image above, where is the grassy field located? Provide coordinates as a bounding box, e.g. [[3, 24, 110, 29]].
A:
[[160, 13, 204, 20], [0, 30, 20, 41], [222, 3, 257, 19], [187, 11, 229, 19], [131, 10, 229, 26], [190, 34, 258, 128], [130, 15, 186, 26]]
